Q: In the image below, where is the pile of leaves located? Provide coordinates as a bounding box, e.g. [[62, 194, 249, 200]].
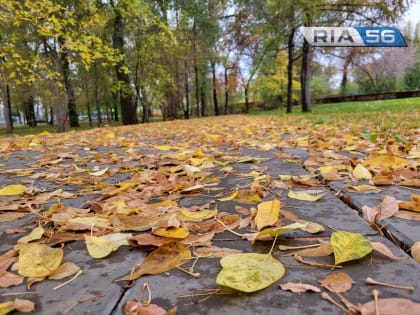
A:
[[0, 114, 419, 314]]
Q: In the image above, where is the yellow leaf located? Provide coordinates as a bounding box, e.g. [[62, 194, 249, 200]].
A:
[[17, 226, 44, 244], [85, 235, 120, 259], [0, 301, 14, 315], [179, 209, 218, 221], [362, 155, 408, 169], [216, 253, 285, 292], [331, 231, 372, 265], [0, 184, 26, 196], [250, 222, 305, 243], [89, 168, 109, 176], [255, 200, 280, 231], [288, 190, 325, 202], [352, 164, 372, 179], [346, 185, 380, 192], [411, 241, 420, 263], [155, 145, 171, 151], [18, 243, 63, 278], [217, 191, 239, 201], [152, 227, 189, 239]]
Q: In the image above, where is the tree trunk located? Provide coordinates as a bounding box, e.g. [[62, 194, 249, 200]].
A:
[[184, 61, 190, 119], [224, 67, 229, 114], [286, 28, 295, 114], [211, 61, 219, 115], [112, 4, 138, 125], [111, 89, 119, 121], [193, 20, 201, 117], [300, 39, 313, 112], [94, 62, 102, 126], [23, 94, 37, 127], [49, 106, 54, 125], [58, 36, 80, 128], [0, 82, 13, 133], [84, 80, 93, 127], [200, 78, 207, 116], [244, 86, 249, 113]]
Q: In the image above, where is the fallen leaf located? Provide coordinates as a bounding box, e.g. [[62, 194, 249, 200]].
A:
[[296, 220, 325, 233], [216, 253, 285, 292], [319, 272, 353, 293], [370, 241, 406, 260], [118, 241, 191, 281], [283, 243, 333, 257], [179, 209, 218, 221], [362, 155, 408, 169], [331, 231, 372, 265], [193, 246, 243, 258], [48, 262, 81, 280], [353, 164, 372, 179], [85, 235, 120, 259], [89, 167, 109, 176], [360, 298, 420, 315], [18, 243, 64, 278], [411, 241, 420, 263], [250, 222, 305, 243], [152, 227, 189, 239], [0, 301, 14, 314], [0, 271, 24, 288], [288, 190, 326, 202], [13, 299, 35, 313], [394, 210, 420, 221], [279, 282, 321, 293], [17, 226, 45, 244], [398, 194, 420, 212], [376, 195, 399, 219], [347, 185, 380, 192], [124, 302, 167, 315], [0, 184, 26, 196], [255, 199, 280, 231]]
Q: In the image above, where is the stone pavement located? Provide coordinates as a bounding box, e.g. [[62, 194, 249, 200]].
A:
[[0, 120, 419, 315]]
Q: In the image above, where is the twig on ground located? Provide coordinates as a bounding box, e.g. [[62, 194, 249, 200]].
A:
[[372, 289, 380, 315], [293, 254, 342, 270], [53, 270, 83, 291], [63, 294, 105, 314], [321, 292, 352, 315], [366, 277, 415, 291]]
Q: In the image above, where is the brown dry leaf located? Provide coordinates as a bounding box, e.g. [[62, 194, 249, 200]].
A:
[[394, 210, 420, 221], [0, 271, 24, 288], [0, 212, 28, 223], [399, 178, 420, 187], [376, 195, 399, 219], [370, 241, 406, 260], [347, 185, 380, 192], [117, 241, 191, 281], [398, 194, 420, 212], [319, 272, 353, 293], [124, 302, 167, 315], [411, 241, 420, 263], [360, 298, 420, 315], [362, 155, 408, 169], [13, 298, 35, 313], [48, 262, 81, 280], [371, 175, 393, 186], [193, 246, 243, 258], [279, 282, 321, 293], [283, 243, 333, 257]]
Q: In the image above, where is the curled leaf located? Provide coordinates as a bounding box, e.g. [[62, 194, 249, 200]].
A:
[[279, 282, 321, 293], [288, 190, 325, 202]]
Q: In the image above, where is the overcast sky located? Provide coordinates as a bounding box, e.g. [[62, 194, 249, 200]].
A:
[[405, 0, 420, 23]]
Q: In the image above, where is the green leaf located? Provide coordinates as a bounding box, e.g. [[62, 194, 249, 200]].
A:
[[331, 231, 372, 265], [216, 253, 285, 292]]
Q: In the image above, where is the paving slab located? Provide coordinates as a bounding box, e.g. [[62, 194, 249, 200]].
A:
[[0, 132, 419, 315]]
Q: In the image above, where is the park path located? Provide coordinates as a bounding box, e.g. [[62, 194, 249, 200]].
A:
[[0, 115, 419, 314]]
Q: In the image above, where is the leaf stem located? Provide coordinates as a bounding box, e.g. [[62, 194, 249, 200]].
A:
[[366, 277, 415, 291], [53, 270, 83, 291]]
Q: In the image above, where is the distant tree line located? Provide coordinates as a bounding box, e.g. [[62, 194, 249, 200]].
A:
[[0, 0, 415, 133]]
